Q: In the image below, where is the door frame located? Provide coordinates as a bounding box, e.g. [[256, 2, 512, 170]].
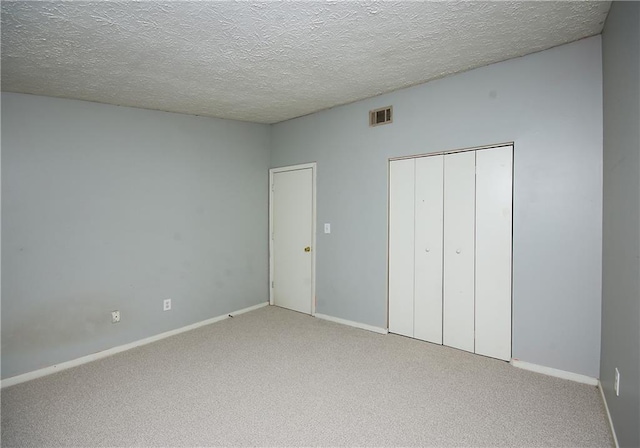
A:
[[269, 162, 317, 316]]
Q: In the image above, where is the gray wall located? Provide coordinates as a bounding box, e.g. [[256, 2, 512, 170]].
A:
[[600, 2, 640, 446], [1, 93, 271, 379], [1, 36, 606, 382], [271, 37, 604, 378]]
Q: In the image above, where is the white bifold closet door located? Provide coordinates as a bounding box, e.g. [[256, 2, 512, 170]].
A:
[[388, 145, 512, 361], [475, 146, 512, 360], [389, 157, 444, 342], [443, 151, 476, 353], [388, 158, 415, 337], [414, 156, 444, 344]]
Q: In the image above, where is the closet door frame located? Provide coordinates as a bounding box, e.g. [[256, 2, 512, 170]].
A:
[[386, 142, 514, 360], [389, 142, 514, 161]]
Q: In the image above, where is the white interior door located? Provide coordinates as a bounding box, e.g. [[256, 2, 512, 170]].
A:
[[271, 167, 314, 314], [388, 158, 415, 337], [443, 151, 476, 353], [475, 146, 513, 360], [414, 155, 444, 344]]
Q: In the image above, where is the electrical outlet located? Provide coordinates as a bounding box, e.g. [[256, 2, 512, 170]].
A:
[[614, 368, 620, 396], [163, 298, 172, 311], [111, 310, 121, 323]]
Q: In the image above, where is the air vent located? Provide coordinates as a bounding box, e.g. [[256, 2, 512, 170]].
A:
[[369, 106, 393, 127]]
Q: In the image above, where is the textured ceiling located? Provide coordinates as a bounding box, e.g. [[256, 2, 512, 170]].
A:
[[1, 1, 610, 124]]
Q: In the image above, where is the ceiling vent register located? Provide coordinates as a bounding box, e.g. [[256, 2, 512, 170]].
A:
[[370, 106, 393, 127]]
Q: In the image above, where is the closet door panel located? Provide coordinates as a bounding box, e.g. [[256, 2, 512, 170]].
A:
[[388, 159, 415, 337], [443, 151, 476, 353], [475, 146, 513, 361], [414, 156, 444, 344]]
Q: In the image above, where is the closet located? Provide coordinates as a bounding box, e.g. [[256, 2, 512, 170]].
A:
[[388, 144, 512, 361]]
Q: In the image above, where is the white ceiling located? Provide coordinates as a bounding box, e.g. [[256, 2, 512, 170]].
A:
[[1, 1, 610, 124]]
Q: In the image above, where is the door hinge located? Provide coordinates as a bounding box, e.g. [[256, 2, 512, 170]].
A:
[[271, 281, 274, 288]]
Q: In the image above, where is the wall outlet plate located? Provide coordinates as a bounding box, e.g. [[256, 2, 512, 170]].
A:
[[324, 223, 331, 234], [163, 299, 172, 311], [111, 310, 121, 323], [614, 368, 620, 396]]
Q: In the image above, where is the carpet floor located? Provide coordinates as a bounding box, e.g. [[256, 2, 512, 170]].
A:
[[1, 305, 613, 447]]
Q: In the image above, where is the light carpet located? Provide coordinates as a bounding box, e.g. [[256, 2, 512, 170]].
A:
[[1, 305, 613, 447]]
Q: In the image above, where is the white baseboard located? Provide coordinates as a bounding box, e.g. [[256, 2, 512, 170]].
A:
[[598, 380, 620, 448], [314, 313, 388, 335], [510, 359, 598, 386], [1, 302, 269, 389]]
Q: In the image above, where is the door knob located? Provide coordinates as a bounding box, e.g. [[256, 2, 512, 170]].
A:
[[456, 249, 461, 254], [425, 248, 430, 252], [304, 246, 311, 252]]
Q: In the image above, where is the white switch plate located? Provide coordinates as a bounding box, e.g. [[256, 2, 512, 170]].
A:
[[163, 299, 172, 311], [614, 368, 620, 396], [324, 223, 331, 234], [111, 310, 121, 323]]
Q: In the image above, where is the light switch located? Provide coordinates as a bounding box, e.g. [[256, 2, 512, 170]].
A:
[[324, 223, 331, 234]]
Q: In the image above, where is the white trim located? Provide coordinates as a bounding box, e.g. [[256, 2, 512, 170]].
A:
[[510, 359, 598, 386], [389, 141, 515, 161], [269, 168, 274, 306], [311, 164, 317, 316], [314, 313, 389, 335], [268, 162, 317, 316], [269, 162, 317, 174], [598, 380, 620, 448], [1, 302, 269, 389]]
